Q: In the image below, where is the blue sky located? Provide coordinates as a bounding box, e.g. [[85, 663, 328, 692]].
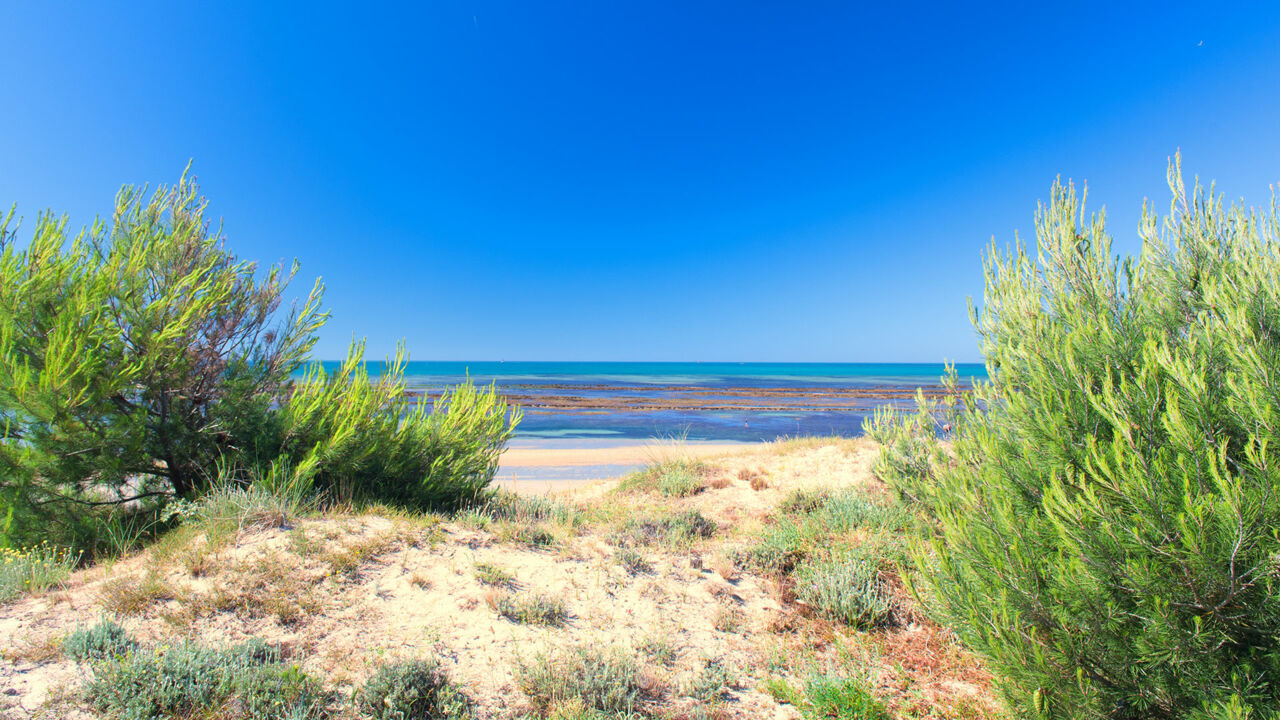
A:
[[3, 3, 1280, 362]]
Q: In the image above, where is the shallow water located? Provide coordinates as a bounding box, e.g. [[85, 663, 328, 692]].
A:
[[319, 361, 983, 442]]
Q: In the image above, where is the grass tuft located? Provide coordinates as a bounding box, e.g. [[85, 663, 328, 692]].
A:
[[517, 644, 644, 716], [489, 591, 569, 627], [473, 562, 516, 587], [765, 675, 889, 719], [618, 458, 708, 497]]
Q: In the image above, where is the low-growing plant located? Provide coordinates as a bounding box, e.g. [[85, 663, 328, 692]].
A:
[[473, 562, 515, 587], [616, 548, 652, 575], [636, 633, 676, 666], [356, 658, 473, 720], [765, 675, 889, 720], [491, 592, 569, 627], [476, 491, 583, 527], [793, 552, 891, 628], [779, 488, 832, 515], [496, 522, 557, 547], [713, 604, 746, 633], [741, 519, 808, 574], [681, 657, 734, 703], [516, 644, 644, 716], [98, 573, 175, 615], [618, 458, 707, 497], [614, 510, 716, 548], [80, 638, 331, 720], [0, 542, 79, 603], [63, 618, 137, 662]]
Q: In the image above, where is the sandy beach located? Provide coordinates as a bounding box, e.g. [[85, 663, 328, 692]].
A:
[[496, 440, 762, 492]]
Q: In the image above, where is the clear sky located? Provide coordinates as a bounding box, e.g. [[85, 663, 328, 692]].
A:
[[3, 3, 1280, 362]]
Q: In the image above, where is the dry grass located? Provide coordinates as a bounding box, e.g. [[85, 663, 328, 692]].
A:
[[98, 573, 175, 615]]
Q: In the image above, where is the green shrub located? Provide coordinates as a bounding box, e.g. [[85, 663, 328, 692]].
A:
[[0, 542, 78, 603], [63, 618, 137, 661], [0, 173, 519, 551], [356, 658, 472, 720], [793, 553, 891, 628], [492, 592, 569, 626], [867, 157, 1280, 717], [81, 638, 331, 719], [516, 644, 643, 716], [741, 520, 808, 574], [765, 675, 889, 720]]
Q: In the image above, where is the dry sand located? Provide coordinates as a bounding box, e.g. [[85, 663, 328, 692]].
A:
[[0, 438, 997, 719]]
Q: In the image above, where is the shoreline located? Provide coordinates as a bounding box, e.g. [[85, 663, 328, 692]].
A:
[[496, 439, 763, 492]]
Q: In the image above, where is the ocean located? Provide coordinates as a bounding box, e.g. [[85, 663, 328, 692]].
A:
[[322, 361, 986, 443]]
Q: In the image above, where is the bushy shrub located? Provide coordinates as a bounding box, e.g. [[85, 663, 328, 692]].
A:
[[63, 618, 137, 661], [81, 638, 330, 719], [516, 644, 644, 716], [793, 552, 891, 628], [868, 158, 1280, 717], [0, 173, 519, 550], [356, 658, 472, 720]]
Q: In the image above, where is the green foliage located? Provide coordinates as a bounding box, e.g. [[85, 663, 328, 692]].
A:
[[274, 349, 517, 511], [0, 176, 324, 549], [743, 490, 903, 575], [0, 173, 519, 550], [356, 658, 473, 720], [765, 675, 890, 720], [617, 458, 706, 497], [793, 551, 891, 628], [79, 637, 331, 720], [0, 542, 78, 602], [742, 519, 808, 574], [868, 157, 1280, 717], [62, 618, 137, 661], [473, 562, 516, 587], [492, 592, 569, 626], [516, 644, 644, 716]]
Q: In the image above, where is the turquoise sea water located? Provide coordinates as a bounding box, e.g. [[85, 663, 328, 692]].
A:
[[325, 361, 985, 443]]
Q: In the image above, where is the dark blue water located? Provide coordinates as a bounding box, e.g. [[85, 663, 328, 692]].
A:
[[317, 361, 984, 442]]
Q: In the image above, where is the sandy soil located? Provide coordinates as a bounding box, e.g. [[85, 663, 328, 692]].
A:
[[0, 438, 995, 720], [500, 442, 756, 469]]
